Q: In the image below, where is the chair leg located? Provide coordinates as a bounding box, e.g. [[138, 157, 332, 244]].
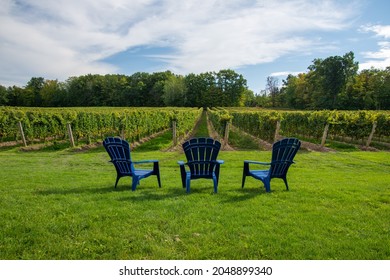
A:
[[215, 164, 220, 185], [114, 176, 120, 188], [186, 175, 191, 193], [132, 177, 139, 191], [242, 162, 249, 188], [264, 180, 271, 192], [213, 174, 218, 193], [154, 162, 162, 188], [283, 178, 289, 191], [241, 174, 246, 188], [180, 165, 187, 189]]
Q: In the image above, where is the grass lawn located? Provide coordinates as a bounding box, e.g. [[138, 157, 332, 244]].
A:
[[0, 139, 389, 260]]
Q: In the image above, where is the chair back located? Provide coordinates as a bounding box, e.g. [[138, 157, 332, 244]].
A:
[[270, 138, 301, 179], [103, 137, 134, 175], [182, 138, 221, 178]]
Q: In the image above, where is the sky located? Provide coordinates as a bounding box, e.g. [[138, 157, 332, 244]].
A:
[[1, 0, 390, 93]]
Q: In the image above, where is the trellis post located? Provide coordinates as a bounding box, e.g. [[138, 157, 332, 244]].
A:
[[366, 121, 377, 148], [17, 121, 27, 147], [321, 123, 330, 147], [274, 120, 281, 142], [67, 123, 75, 147], [223, 121, 230, 144], [172, 121, 177, 146]]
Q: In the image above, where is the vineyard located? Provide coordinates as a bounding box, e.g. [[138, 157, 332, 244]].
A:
[[208, 107, 390, 150], [1, 106, 390, 151], [0, 107, 202, 147]]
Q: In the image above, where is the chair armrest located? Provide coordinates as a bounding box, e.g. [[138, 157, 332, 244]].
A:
[[110, 159, 131, 163], [177, 161, 185, 166], [216, 160, 224, 164], [133, 160, 158, 164], [244, 160, 270, 165]]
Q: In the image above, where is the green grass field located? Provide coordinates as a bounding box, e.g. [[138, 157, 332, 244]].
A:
[[0, 138, 389, 260]]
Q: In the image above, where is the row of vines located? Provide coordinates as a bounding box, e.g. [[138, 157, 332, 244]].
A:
[[208, 107, 390, 147], [0, 107, 202, 145]]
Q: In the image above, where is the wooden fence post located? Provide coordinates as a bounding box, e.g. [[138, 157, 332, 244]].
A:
[[67, 123, 75, 147], [224, 121, 230, 144], [172, 121, 177, 146], [366, 121, 377, 148], [321, 123, 330, 147], [274, 120, 281, 142], [18, 121, 27, 147]]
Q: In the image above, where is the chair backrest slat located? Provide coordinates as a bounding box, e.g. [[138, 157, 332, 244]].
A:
[[270, 138, 301, 178], [103, 137, 134, 175], [182, 138, 221, 178]]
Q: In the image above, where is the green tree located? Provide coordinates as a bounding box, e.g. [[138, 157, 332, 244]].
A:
[[280, 73, 311, 109], [215, 69, 247, 107], [162, 74, 187, 106], [369, 67, 390, 110], [40, 79, 66, 107], [26, 77, 45, 106], [7, 86, 26, 106], [241, 88, 256, 106], [266, 76, 279, 107], [307, 51, 358, 109], [0, 85, 8, 105], [145, 71, 172, 106]]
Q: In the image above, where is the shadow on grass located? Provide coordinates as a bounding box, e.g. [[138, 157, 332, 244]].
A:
[[35, 183, 185, 201], [35, 181, 277, 203]]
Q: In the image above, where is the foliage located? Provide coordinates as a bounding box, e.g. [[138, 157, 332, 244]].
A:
[[162, 74, 187, 106], [225, 108, 390, 145], [2, 50, 390, 110], [281, 56, 390, 110], [207, 108, 233, 137], [0, 107, 202, 144], [1, 70, 247, 108]]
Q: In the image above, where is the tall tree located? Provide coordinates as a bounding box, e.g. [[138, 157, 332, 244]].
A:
[[40, 79, 65, 107], [307, 51, 358, 109], [266, 76, 279, 107], [0, 85, 8, 105], [162, 74, 187, 106], [216, 69, 247, 107], [26, 77, 45, 106]]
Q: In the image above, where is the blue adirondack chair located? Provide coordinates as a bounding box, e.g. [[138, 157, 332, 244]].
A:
[[103, 137, 161, 191], [178, 138, 224, 193], [242, 138, 301, 192]]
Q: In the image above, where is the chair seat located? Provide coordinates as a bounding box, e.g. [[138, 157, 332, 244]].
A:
[[249, 170, 270, 180], [133, 169, 154, 177]]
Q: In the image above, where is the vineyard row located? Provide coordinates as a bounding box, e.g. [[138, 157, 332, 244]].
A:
[[208, 108, 390, 148], [0, 107, 202, 146]]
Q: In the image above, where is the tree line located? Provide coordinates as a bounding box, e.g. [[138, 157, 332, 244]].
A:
[[0, 70, 248, 108], [247, 51, 390, 110], [1, 51, 389, 109]]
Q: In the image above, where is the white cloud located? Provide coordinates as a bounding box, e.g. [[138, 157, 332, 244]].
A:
[[0, 0, 359, 86], [270, 71, 304, 77], [360, 25, 390, 39], [360, 25, 390, 70]]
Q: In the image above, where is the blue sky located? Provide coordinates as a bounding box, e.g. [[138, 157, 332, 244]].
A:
[[1, 0, 390, 93]]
